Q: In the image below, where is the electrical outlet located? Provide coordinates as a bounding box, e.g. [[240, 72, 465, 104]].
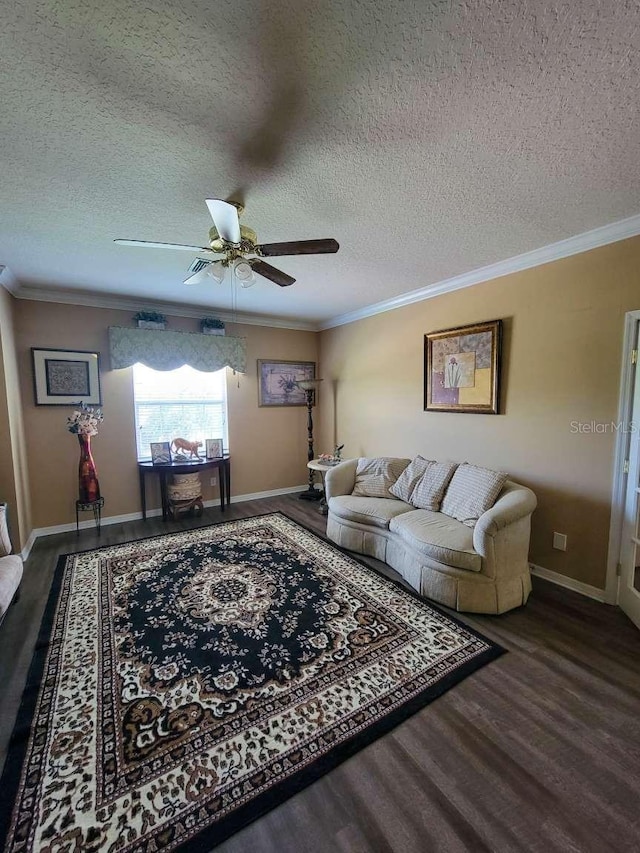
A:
[[210, 476, 217, 486], [552, 532, 567, 551]]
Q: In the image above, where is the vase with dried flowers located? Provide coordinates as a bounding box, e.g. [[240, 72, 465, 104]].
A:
[[67, 402, 104, 503]]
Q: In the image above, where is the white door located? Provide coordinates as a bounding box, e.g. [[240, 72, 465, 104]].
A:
[[619, 328, 640, 629]]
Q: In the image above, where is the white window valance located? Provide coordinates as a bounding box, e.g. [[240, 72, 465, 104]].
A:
[[108, 327, 246, 373]]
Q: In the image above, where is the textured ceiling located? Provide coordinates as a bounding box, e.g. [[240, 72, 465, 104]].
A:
[[1, 0, 639, 326]]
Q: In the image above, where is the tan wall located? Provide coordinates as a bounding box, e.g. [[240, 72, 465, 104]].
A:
[[14, 301, 317, 529], [0, 287, 31, 548], [318, 235, 640, 590]]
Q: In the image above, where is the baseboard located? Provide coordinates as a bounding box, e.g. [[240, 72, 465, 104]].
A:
[[21, 486, 309, 551], [20, 530, 37, 561], [529, 562, 607, 603], [229, 485, 308, 503]]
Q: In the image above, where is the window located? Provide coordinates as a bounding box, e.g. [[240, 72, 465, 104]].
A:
[[132, 364, 228, 460]]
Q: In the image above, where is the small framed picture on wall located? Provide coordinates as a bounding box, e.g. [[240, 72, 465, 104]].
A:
[[257, 360, 316, 407], [150, 442, 172, 464], [31, 348, 102, 406], [206, 439, 224, 459]]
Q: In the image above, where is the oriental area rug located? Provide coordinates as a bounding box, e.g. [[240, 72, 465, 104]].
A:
[[0, 513, 504, 852]]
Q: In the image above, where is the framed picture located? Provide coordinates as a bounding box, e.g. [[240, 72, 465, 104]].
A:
[[206, 438, 224, 459], [258, 360, 316, 407], [424, 320, 502, 414], [150, 442, 172, 464], [31, 348, 102, 406]]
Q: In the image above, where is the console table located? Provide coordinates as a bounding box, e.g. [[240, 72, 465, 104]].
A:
[[138, 457, 231, 521]]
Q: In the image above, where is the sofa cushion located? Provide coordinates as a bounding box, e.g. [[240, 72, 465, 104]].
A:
[[0, 503, 12, 557], [441, 463, 508, 528], [389, 509, 481, 572], [352, 457, 410, 498], [0, 555, 23, 619], [409, 461, 458, 511], [329, 495, 414, 529], [389, 456, 430, 502]]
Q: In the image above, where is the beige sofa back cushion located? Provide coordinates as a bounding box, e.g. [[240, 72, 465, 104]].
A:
[[409, 461, 458, 511], [441, 463, 508, 527], [389, 456, 430, 502], [352, 458, 410, 498]]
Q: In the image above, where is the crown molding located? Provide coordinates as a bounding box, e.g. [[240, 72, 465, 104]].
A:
[[5, 212, 640, 334], [320, 212, 640, 330], [0, 265, 20, 295], [2, 281, 318, 332]]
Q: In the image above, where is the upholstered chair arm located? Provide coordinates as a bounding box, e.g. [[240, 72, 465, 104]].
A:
[[325, 459, 358, 501]]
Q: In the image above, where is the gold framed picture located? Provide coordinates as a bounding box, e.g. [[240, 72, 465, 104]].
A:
[[424, 320, 502, 414]]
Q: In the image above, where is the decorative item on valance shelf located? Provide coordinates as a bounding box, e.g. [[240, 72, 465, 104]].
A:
[[108, 326, 246, 373]]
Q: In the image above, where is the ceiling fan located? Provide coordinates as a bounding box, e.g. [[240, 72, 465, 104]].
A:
[[115, 199, 339, 288]]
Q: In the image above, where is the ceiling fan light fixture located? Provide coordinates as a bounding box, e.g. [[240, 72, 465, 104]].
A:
[[207, 261, 226, 284], [184, 266, 213, 286], [233, 258, 255, 288]]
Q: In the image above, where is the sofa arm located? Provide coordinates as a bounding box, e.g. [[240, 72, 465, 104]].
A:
[[473, 481, 537, 549], [325, 459, 358, 501]]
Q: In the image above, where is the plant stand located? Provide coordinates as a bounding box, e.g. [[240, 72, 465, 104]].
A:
[[76, 497, 105, 535]]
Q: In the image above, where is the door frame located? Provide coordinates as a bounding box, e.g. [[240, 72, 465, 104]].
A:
[[606, 309, 640, 605]]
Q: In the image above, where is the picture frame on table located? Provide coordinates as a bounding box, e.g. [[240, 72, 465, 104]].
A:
[[257, 360, 316, 407], [31, 348, 102, 406], [150, 442, 172, 465], [206, 439, 224, 459], [424, 319, 502, 415]]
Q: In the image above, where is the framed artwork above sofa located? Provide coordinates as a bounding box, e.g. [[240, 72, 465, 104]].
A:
[[424, 319, 502, 415]]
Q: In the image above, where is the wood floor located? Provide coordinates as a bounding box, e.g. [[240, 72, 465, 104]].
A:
[[1, 494, 639, 852]]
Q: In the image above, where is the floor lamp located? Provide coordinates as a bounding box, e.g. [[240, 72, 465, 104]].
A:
[[297, 378, 323, 501]]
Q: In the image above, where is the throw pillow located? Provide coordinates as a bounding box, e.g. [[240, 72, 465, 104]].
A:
[[409, 461, 458, 511], [352, 458, 410, 498], [389, 456, 430, 502], [440, 463, 508, 527], [0, 503, 12, 557]]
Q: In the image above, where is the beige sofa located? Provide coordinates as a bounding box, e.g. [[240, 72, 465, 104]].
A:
[[0, 503, 23, 627], [325, 459, 537, 614]]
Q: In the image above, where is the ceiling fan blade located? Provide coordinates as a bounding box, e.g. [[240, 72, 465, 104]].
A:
[[205, 199, 241, 245], [249, 258, 296, 287], [257, 239, 339, 257], [114, 239, 213, 252]]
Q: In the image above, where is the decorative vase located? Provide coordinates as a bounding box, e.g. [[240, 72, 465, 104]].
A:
[[77, 434, 100, 503]]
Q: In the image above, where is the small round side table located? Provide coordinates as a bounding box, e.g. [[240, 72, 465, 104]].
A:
[[76, 496, 105, 535], [307, 460, 340, 515]]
